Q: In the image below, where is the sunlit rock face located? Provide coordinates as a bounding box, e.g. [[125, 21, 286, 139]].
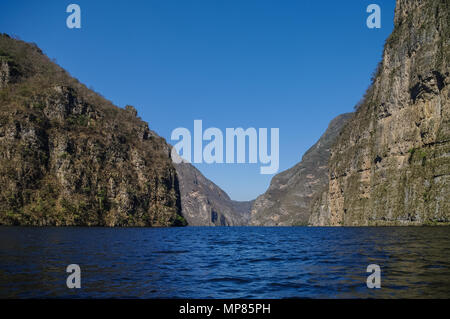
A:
[[310, 0, 450, 226], [0, 34, 184, 226]]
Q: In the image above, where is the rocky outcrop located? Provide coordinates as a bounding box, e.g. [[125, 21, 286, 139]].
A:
[[0, 59, 9, 89], [175, 161, 252, 226], [250, 113, 352, 226], [0, 34, 185, 226], [309, 0, 449, 226]]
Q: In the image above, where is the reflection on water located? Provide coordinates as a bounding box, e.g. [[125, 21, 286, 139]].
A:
[[0, 226, 449, 298]]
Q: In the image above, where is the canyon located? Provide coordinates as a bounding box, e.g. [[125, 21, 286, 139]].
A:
[[0, 0, 448, 227]]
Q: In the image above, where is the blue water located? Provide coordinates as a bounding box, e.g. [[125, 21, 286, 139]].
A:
[[1, 227, 449, 298]]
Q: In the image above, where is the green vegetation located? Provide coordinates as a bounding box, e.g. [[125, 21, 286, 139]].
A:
[[408, 147, 427, 165], [67, 114, 88, 126]]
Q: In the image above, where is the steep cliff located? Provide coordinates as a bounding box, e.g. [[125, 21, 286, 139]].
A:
[[250, 113, 352, 226], [310, 0, 449, 226], [0, 34, 185, 226], [175, 161, 252, 226]]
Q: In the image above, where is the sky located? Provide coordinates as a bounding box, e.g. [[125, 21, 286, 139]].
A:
[[0, 0, 395, 201]]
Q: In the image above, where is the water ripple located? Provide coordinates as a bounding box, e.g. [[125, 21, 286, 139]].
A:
[[0, 226, 449, 298]]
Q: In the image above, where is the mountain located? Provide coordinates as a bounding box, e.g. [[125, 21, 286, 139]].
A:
[[0, 33, 185, 226], [175, 162, 252, 226], [0, 33, 252, 227], [309, 0, 449, 225], [250, 113, 352, 226]]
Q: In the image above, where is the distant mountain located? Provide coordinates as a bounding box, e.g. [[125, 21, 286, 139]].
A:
[[0, 33, 185, 226], [310, 0, 449, 225], [175, 161, 252, 226], [250, 113, 352, 226]]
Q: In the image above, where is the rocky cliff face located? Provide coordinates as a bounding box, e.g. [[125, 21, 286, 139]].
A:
[[310, 0, 449, 226], [250, 113, 352, 226], [175, 162, 252, 226], [0, 34, 185, 226]]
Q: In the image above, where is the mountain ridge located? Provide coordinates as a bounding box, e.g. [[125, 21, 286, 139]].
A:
[[250, 113, 353, 226]]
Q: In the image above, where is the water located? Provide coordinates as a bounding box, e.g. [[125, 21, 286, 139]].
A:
[[0, 226, 449, 298]]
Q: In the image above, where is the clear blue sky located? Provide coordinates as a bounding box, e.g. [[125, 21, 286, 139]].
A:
[[0, 1, 395, 201]]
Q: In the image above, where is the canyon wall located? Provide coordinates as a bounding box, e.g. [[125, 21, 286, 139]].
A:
[[310, 0, 449, 225], [175, 162, 252, 226], [0, 34, 184, 226], [250, 113, 352, 226]]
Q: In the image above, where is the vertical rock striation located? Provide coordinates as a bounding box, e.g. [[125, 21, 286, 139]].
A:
[[310, 0, 450, 225]]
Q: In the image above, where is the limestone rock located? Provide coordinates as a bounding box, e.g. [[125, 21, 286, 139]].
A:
[[309, 0, 450, 226]]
